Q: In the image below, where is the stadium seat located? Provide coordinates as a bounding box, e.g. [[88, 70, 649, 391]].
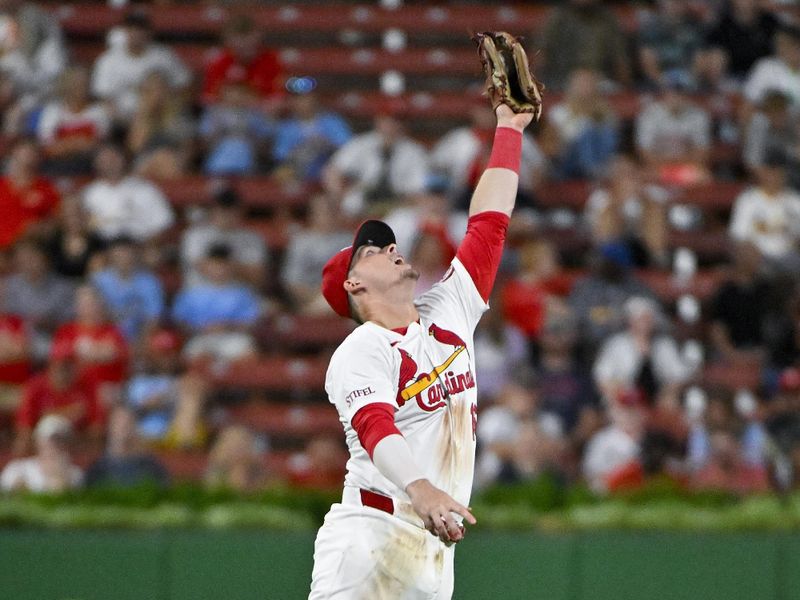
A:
[[226, 402, 340, 438]]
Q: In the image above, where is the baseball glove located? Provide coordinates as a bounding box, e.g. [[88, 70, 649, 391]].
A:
[[473, 31, 544, 120]]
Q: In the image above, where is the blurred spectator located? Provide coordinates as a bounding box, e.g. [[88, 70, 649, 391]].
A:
[[0, 308, 31, 413], [762, 368, 800, 458], [91, 10, 190, 122], [199, 77, 273, 176], [568, 243, 654, 353], [288, 434, 347, 490], [37, 65, 110, 176], [46, 195, 105, 280], [475, 381, 537, 487], [637, 0, 706, 90], [536, 311, 602, 443], [729, 151, 800, 272], [474, 296, 529, 401], [181, 187, 267, 289], [0, 139, 61, 251], [126, 329, 207, 448], [201, 14, 283, 105], [408, 222, 456, 296], [52, 285, 129, 403], [582, 405, 645, 494], [742, 90, 800, 188], [703, 0, 779, 81], [205, 425, 264, 492], [743, 22, 800, 112], [126, 70, 194, 180], [537, 0, 631, 91], [691, 428, 769, 494], [13, 342, 104, 456], [541, 68, 619, 179], [82, 143, 175, 242], [584, 155, 669, 267], [431, 100, 545, 205], [501, 239, 570, 340], [172, 243, 261, 363], [3, 238, 75, 353], [1, 415, 82, 493], [383, 189, 467, 257], [84, 405, 169, 488], [635, 81, 712, 184], [593, 296, 697, 406], [272, 87, 351, 183], [709, 242, 770, 358], [323, 113, 428, 215], [0, 1, 66, 102], [92, 236, 164, 342], [282, 194, 351, 313]]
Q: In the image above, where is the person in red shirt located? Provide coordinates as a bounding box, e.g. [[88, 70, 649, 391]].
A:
[[201, 14, 283, 106], [0, 140, 61, 250], [13, 341, 105, 456], [0, 312, 32, 409], [501, 239, 573, 339], [51, 285, 129, 400]]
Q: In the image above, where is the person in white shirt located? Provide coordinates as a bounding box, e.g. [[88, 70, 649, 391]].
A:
[[0, 414, 83, 493], [37, 65, 111, 175], [82, 143, 174, 242], [582, 405, 643, 494], [593, 296, 698, 406], [91, 10, 190, 122], [323, 113, 429, 215], [635, 80, 711, 177], [729, 151, 800, 271], [431, 101, 545, 202], [743, 23, 800, 110], [0, 2, 66, 101]]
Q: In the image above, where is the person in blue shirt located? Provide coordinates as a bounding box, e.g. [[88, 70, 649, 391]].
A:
[[92, 236, 165, 342], [126, 328, 207, 448], [171, 242, 261, 362], [272, 88, 351, 183]]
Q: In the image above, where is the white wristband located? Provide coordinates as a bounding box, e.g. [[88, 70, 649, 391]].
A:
[[371, 434, 426, 493]]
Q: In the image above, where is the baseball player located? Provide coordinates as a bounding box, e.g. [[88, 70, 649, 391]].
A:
[[307, 97, 534, 599], [309, 31, 545, 595]]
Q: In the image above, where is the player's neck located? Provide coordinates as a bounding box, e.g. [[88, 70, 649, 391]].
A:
[[362, 299, 419, 331]]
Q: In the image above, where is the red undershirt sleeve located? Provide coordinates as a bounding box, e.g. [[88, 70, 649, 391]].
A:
[[351, 403, 402, 459], [455, 211, 510, 302]]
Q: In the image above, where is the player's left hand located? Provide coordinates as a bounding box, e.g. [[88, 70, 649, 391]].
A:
[[406, 479, 476, 544]]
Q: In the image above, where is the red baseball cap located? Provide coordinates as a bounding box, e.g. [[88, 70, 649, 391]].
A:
[[321, 220, 396, 318]]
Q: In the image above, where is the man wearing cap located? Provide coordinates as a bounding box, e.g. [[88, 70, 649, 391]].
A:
[[309, 104, 534, 599]]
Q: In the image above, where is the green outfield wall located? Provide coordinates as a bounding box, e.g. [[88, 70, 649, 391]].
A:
[[0, 529, 797, 600]]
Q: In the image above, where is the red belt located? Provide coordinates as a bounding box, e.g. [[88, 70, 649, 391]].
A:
[[359, 489, 394, 514]]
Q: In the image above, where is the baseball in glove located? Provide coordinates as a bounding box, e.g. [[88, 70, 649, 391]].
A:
[[473, 31, 544, 120]]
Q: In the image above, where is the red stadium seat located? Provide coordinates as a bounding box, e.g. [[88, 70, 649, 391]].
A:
[[226, 402, 340, 438], [209, 355, 329, 393], [53, 4, 639, 37]]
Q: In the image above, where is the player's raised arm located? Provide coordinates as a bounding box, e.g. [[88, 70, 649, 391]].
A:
[[467, 106, 534, 218], [469, 31, 544, 218], [445, 33, 545, 304]]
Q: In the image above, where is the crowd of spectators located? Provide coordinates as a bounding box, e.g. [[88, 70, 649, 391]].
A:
[[3, 0, 800, 500]]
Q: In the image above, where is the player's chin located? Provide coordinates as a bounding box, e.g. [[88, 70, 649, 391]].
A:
[[402, 266, 420, 281]]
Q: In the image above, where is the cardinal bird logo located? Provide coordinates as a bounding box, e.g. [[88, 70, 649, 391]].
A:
[[396, 348, 418, 406], [428, 323, 465, 349]]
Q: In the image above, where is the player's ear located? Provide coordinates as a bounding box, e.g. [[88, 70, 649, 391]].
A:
[[344, 277, 364, 295]]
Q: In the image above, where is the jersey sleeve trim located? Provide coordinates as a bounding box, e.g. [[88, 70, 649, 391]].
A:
[[351, 402, 401, 459]]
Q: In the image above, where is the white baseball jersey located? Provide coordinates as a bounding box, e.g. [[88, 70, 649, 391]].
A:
[[325, 256, 487, 512]]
